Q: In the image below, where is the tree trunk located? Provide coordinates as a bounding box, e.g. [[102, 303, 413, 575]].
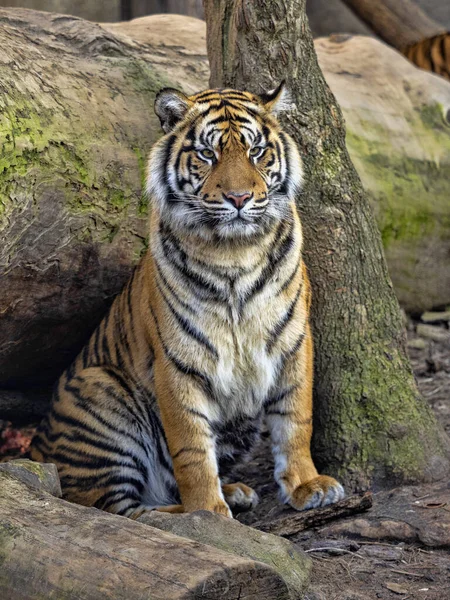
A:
[[203, 0, 449, 490], [0, 470, 290, 600]]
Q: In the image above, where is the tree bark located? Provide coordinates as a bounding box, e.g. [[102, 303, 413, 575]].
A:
[[0, 471, 290, 600], [203, 0, 449, 490]]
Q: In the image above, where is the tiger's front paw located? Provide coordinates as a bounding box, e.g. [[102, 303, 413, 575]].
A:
[[288, 475, 345, 511]]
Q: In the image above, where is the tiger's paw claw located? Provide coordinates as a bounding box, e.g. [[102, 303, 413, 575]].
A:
[[288, 475, 345, 511]]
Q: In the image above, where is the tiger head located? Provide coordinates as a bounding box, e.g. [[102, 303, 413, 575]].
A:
[[147, 84, 303, 239]]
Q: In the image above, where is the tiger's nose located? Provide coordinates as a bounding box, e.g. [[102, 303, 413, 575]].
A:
[[224, 192, 252, 209]]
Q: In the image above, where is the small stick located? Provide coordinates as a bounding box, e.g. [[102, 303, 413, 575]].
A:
[[390, 569, 428, 578], [305, 547, 367, 559], [358, 541, 404, 547], [413, 493, 431, 501], [254, 492, 373, 537]]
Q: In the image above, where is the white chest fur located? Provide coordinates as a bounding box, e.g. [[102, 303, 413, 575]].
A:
[[208, 294, 284, 419]]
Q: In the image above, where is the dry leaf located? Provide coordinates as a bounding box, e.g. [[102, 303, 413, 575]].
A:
[[385, 582, 408, 594]]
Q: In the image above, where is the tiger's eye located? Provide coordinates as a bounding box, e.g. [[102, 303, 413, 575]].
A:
[[200, 149, 215, 160], [249, 146, 264, 157]]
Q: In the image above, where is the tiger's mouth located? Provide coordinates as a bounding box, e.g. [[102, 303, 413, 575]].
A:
[[204, 206, 274, 239], [201, 196, 268, 224]]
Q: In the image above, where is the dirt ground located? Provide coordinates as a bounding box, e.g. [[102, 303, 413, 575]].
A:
[[1, 315, 449, 599]]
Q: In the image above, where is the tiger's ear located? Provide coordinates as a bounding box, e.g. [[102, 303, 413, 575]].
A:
[[154, 88, 192, 133], [259, 81, 292, 115]]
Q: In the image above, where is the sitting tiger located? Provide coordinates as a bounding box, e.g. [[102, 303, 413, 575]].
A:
[[30, 83, 344, 518]]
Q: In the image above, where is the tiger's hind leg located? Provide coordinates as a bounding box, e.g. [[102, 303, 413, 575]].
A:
[[222, 482, 259, 513], [30, 366, 178, 517]]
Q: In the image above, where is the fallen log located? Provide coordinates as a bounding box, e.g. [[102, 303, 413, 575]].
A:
[[0, 471, 290, 600], [341, 0, 449, 78], [341, 0, 443, 48], [139, 509, 311, 597], [253, 492, 373, 538]]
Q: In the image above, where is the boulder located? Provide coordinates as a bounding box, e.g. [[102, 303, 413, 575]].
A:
[[0, 9, 207, 390], [315, 35, 450, 312]]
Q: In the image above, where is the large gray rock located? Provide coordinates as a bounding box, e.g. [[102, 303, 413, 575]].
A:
[[139, 509, 312, 598], [0, 458, 62, 497], [0, 9, 207, 391], [314, 35, 450, 312]]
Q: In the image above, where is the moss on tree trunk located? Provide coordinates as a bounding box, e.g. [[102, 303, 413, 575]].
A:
[[204, 0, 449, 489]]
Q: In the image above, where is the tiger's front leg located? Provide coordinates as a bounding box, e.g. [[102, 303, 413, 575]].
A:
[[266, 323, 345, 510], [154, 363, 232, 518]]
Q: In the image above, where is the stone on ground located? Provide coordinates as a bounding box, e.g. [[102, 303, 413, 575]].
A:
[[0, 458, 62, 497]]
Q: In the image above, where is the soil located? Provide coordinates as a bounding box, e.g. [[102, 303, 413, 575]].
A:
[[1, 315, 449, 599]]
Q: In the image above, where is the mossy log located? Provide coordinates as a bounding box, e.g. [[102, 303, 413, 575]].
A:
[[0, 471, 290, 600], [204, 0, 449, 489], [0, 9, 207, 390], [139, 510, 311, 597]]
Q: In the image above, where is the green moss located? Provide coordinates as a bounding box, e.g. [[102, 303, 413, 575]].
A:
[[320, 293, 444, 487], [10, 459, 45, 479], [133, 147, 149, 216], [110, 190, 127, 209], [418, 103, 448, 131], [345, 128, 450, 249], [124, 59, 173, 95]]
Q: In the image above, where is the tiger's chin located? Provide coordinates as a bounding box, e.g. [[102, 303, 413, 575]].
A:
[[214, 219, 263, 239]]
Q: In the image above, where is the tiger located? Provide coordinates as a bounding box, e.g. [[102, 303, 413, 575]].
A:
[[403, 33, 449, 80], [30, 83, 345, 518]]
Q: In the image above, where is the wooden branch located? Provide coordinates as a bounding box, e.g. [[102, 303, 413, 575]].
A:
[[0, 471, 289, 600], [253, 492, 373, 537], [341, 0, 445, 49]]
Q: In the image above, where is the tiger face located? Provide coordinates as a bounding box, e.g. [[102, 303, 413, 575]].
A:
[[147, 84, 303, 239]]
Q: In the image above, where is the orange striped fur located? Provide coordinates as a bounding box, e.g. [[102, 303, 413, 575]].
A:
[[404, 33, 450, 80], [30, 84, 344, 517]]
